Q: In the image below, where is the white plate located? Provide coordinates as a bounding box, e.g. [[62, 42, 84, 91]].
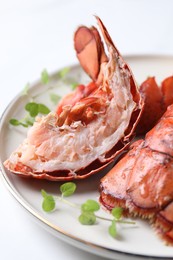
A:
[[0, 55, 173, 260]]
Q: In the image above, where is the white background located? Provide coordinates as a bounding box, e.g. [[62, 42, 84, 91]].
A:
[[0, 0, 173, 259]]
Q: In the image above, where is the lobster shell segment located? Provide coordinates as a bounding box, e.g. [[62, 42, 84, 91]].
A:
[[100, 104, 173, 244], [4, 17, 143, 181], [136, 75, 173, 134]]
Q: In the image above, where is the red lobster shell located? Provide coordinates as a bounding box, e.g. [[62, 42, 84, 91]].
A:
[[136, 75, 173, 134], [4, 17, 143, 181], [100, 104, 173, 245]]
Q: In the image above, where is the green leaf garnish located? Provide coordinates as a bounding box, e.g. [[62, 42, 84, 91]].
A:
[[60, 182, 76, 197], [9, 114, 36, 128], [78, 212, 96, 225], [25, 102, 50, 117], [111, 207, 123, 220], [40, 183, 135, 240], [109, 220, 117, 238], [42, 196, 55, 212], [9, 118, 28, 127], [10, 102, 50, 128], [9, 118, 21, 126], [50, 93, 61, 105], [58, 67, 70, 79], [38, 104, 50, 114], [81, 199, 100, 213], [25, 102, 39, 117], [41, 189, 55, 212], [41, 69, 49, 84], [41, 189, 48, 198]]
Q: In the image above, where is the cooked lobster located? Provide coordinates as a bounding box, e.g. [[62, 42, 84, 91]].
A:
[[136, 75, 173, 134], [4, 17, 142, 180], [100, 104, 173, 245]]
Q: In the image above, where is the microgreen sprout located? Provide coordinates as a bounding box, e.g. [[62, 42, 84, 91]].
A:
[[58, 67, 70, 79], [60, 182, 76, 197], [9, 118, 28, 128], [41, 69, 49, 84], [50, 93, 61, 105], [9, 67, 81, 128], [109, 219, 117, 238], [9, 114, 35, 128], [41, 182, 136, 239], [9, 102, 50, 128], [25, 102, 50, 117], [112, 207, 123, 220], [79, 211, 96, 225], [41, 190, 56, 212], [109, 208, 123, 238], [79, 199, 100, 225], [81, 199, 100, 212]]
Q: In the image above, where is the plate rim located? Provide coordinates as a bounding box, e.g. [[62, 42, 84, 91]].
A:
[[1, 54, 173, 260]]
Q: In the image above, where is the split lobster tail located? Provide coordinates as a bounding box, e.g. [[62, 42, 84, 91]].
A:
[[100, 104, 173, 245], [4, 16, 143, 181]]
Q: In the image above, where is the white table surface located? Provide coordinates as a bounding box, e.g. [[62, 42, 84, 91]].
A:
[[0, 0, 173, 259]]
